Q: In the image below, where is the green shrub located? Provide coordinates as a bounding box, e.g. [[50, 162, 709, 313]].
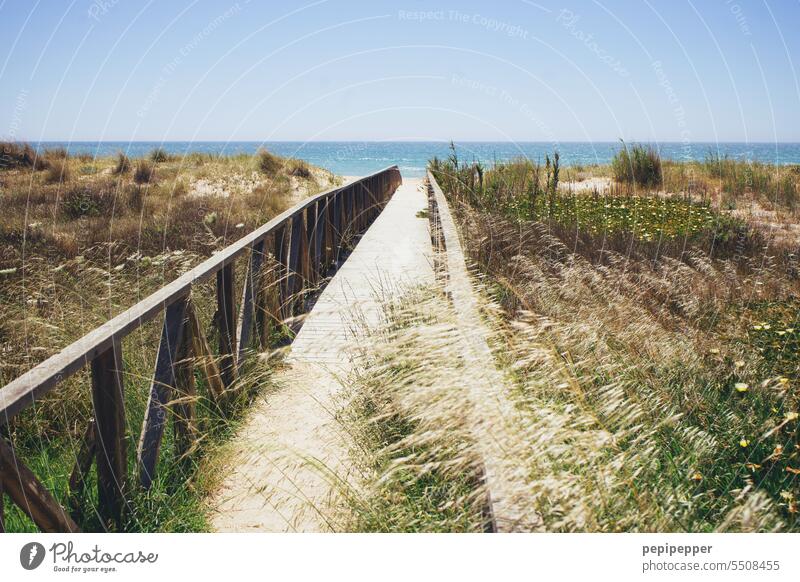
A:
[[62, 184, 115, 218], [612, 142, 662, 187]]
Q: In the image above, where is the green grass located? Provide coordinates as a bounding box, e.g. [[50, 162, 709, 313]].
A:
[[611, 142, 662, 187]]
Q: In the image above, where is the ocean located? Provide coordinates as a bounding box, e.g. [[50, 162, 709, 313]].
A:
[[35, 141, 800, 179]]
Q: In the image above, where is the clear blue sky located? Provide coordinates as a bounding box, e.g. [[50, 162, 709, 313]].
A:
[[1, 0, 798, 142]]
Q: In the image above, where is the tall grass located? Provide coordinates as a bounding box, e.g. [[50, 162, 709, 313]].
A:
[[0, 146, 325, 531], [611, 142, 663, 187], [430, 155, 800, 531], [335, 289, 488, 532]]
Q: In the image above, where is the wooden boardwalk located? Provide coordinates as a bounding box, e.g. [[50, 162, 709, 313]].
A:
[[210, 178, 434, 532]]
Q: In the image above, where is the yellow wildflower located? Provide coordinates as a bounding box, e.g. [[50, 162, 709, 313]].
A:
[[735, 382, 749, 393], [739, 438, 749, 447]]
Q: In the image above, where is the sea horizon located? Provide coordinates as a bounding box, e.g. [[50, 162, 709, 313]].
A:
[[31, 140, 800, 178]]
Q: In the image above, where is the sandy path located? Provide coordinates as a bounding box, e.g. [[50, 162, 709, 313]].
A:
[[209, 177, 434, 532]]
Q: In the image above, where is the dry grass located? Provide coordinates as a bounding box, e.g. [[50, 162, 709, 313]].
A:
[[0, 145, 329, 531], [430, 155, 800, 531], [334, 288, 489, 532]]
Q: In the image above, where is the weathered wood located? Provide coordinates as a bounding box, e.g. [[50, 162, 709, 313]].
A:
[[274, 222, 289, 322], [255, 259, 277, 349], [0, 475, 4, 532], [91, 339, 127, 530], [0, 166, 400, 425], [0, 438, 80, 533], [313, 200, 325, 281], [68, 418, 96, 520], [305, 202, 318, 285], [137, 298, 189, 489], [216, 263, 236, 388], [237, 240, 265, 369], [344, 189, 354, 244], [323, 197, 334, 268], [298, 209, 311, 289], [186, 300, 225, 404], [332, 193, 343, 263], [171, 321, 198, 460], [287, 212, 304, 315]]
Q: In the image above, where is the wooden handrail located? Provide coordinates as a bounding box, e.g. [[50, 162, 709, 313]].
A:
[[0, 164, 401, 532], [0, 166, 401, 425]]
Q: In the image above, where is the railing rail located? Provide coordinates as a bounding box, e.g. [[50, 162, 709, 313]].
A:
[[0, 165, 402, 532]]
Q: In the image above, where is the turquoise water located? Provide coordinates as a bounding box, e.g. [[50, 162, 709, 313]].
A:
[[37, 141, 800, 179]]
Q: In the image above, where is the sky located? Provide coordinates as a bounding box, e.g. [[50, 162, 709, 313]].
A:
[[0, 0, 798, 143]]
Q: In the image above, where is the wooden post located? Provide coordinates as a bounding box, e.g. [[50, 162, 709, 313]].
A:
[[138, 297, 188, 489], [323, 197, 334, 269], [171, 321, 197, 461], [68, 419, 96, 521], [331, 193, 343, 263], [237, 240, 265, 369], [313, 200, 324, 281], [255, 256, 277, 350], [305, 202, 318, 285], [0, 439, 80, 533], [287, 212, 304, 316], [344, 188, 354, 244], [186, 300, 225, 404], [91, 339, 127, 530], [216, 263, 236, 388], [274, 223, 288, 322], [298, 208, 311, 290]]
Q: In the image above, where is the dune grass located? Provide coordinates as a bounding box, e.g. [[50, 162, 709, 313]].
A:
[[430, 153, 800, 531], [335, 289, 488, 532], [0, 143, 329, 531]]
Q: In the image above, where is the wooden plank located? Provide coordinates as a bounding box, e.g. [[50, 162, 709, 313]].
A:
[[186, 300, 225, 404], [68, 418, 96, 521], [237, 240, 265, 369], [216, 263, 236, 388], [137, 298, 188, 489], [0, 438, 80, 533], [0, 166, 401, 425], [171, 321, 197, 461], [91, 339, 127, 530]]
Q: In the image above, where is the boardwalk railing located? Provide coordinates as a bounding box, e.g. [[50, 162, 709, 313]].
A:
[[0, 166, 402, 532]]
